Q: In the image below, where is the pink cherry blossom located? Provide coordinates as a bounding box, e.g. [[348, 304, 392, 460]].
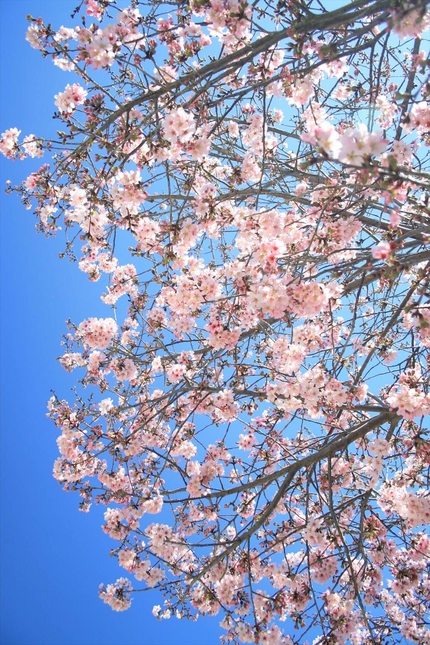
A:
[[78, 317, 118, 349], [371, 241, 391, 260], [54, 83, 87, 113], [0, 128, 22, 159]]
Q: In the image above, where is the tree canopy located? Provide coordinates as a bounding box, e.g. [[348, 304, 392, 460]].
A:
[[2, 0, 430, 643]]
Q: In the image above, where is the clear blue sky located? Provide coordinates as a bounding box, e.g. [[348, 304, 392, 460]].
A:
[[0, 2, 221, 643]]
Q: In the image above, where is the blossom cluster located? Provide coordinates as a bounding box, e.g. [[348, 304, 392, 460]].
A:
[[54, 83, 87, 113], [78, 317, 118, 349]]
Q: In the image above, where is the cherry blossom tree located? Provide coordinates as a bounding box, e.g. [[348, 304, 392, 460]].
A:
[[3, 0, 430, 642]]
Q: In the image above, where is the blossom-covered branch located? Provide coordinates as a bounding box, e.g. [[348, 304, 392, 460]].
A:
[[3, 0, 430, 643]]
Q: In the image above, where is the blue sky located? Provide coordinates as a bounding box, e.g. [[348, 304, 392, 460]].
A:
[[0, 2, 221, 643]]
